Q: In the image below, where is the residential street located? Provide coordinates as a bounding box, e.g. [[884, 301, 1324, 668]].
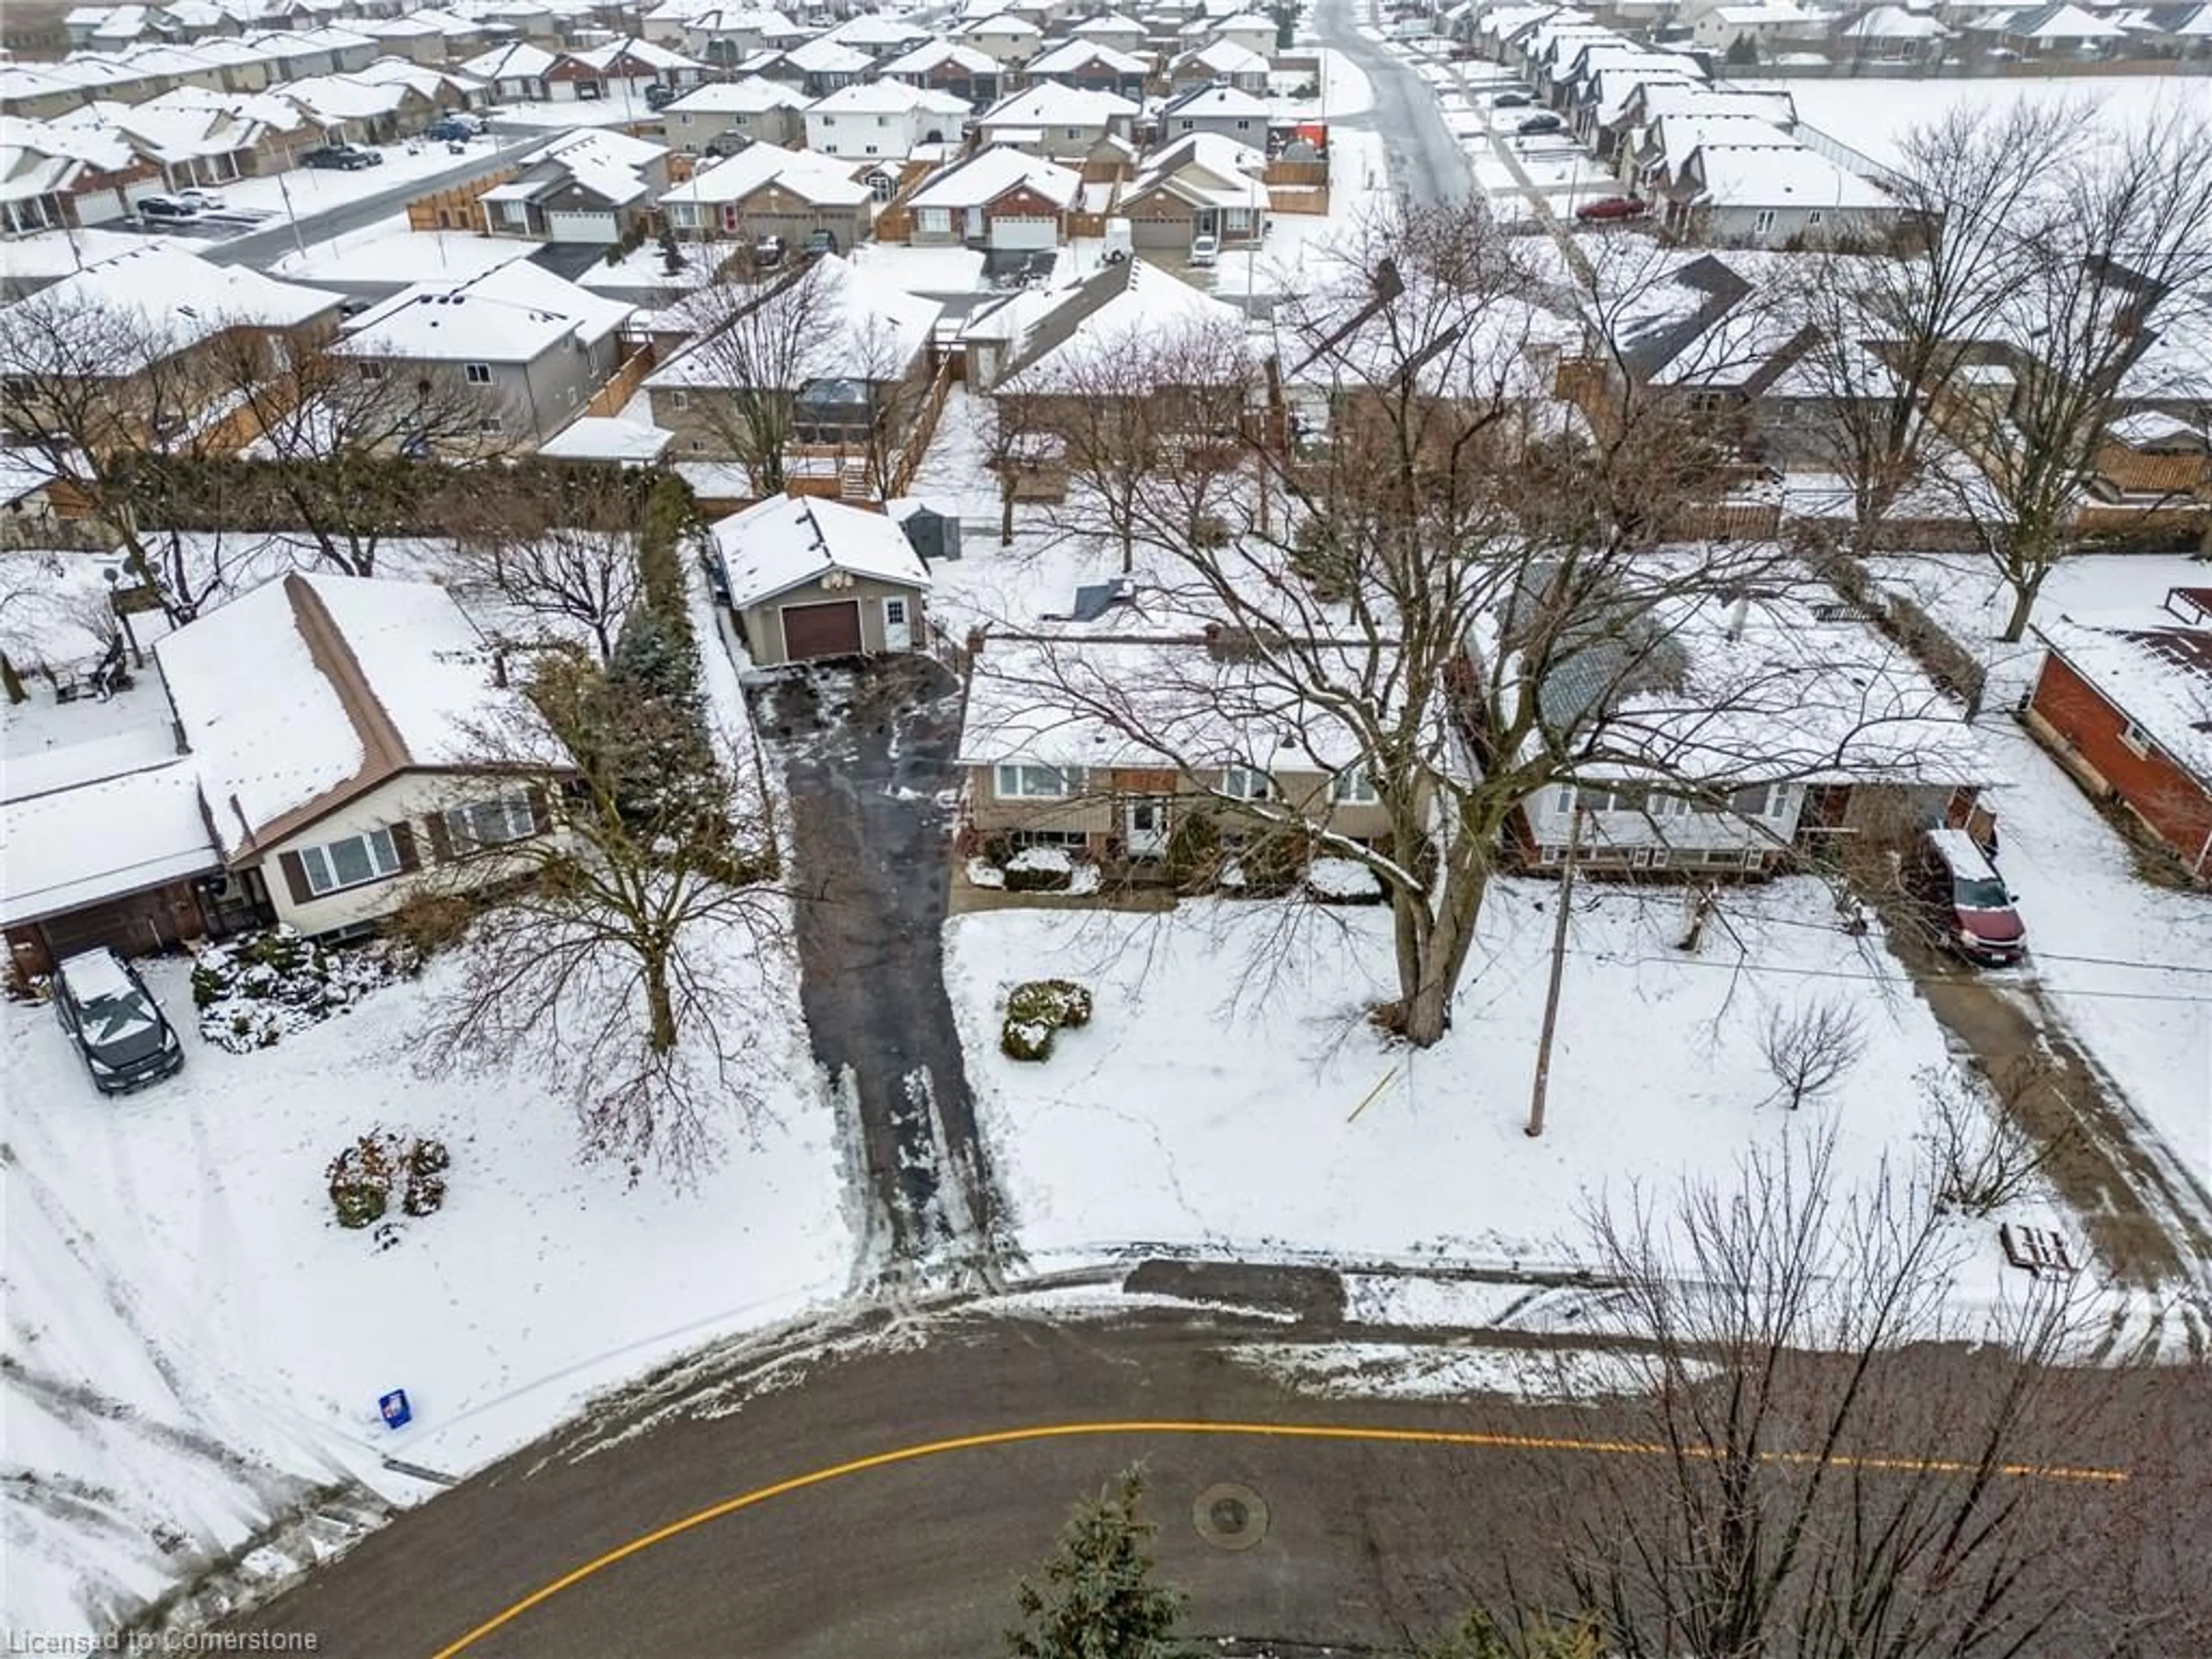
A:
[[753, 660, 1011, 1284], [201, 139, 541, 268], [219, 1293, 2207, 1658], [1309, 0, 1471, 206]]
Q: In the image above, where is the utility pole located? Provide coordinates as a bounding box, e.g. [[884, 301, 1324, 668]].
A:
[[1525, 803, 1584, 1139]]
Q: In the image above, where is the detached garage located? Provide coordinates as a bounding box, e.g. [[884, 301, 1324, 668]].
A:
[[710, 494, 935, 668]]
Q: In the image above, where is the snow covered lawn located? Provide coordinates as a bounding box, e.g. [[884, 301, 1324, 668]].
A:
[[948, 878, 1964, 1267], [4, 931, 851, 1635]]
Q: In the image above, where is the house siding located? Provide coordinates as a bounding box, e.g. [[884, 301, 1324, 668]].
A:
[[737, 574, 926, 666], [2027, 650, 2212, 872], [965, 763, 1396, 846], [255, 772, 563, 935]]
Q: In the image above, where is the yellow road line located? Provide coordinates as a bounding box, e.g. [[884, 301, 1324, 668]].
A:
[[428, 1416, 2126, 1657]]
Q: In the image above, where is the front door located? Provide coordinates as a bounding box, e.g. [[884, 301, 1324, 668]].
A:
[[1124, 796, 1170, 859], [882, 595, 912, 651]]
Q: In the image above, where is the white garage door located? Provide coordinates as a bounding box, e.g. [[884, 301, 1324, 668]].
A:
[[990, 215, 1058, 250], [546, 209, 620, 244]]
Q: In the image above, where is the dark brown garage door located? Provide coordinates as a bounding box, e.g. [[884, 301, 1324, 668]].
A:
[[781, 600, 863, 660]]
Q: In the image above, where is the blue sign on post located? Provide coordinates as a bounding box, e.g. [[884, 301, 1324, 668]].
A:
[[378, 1389, 412, 1430]]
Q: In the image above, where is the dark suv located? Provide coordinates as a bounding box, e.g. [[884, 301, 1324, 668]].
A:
[[301, 143, 381, 171], [53, 948, 184, 1094], [1908, 828, 2027, 968]]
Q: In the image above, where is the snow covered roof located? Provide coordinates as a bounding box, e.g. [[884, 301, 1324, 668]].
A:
[[565, 35, 703, 71], [995, 256, 1249, 395], [2035, 605, 2212, 782], [1174, 37, 1271, 73], [781, 35, 873, 71], [0, 759, 221, 928], [335, 259, 630, 365], [2004, 1, 2127, 35], [880, 37, 998, 75], [156, 571, 551, 859], [708, 494, 931, 608], [0, 246, 339, 369], [661, 142, 870, 206], [978, 81, 1138, 130], [909, 144, 1081, 211], [536, 415, 673, 461], [1685, 143, 1893, 210], [458, 40, 555, 78], [1840, 5, 1954, 36], [1028, 38, 1149, 74], [1161, 82, 1272, 120], [663, 72, 806, 113], [272, 226, 531, 289], [807, 77, 969, 116]]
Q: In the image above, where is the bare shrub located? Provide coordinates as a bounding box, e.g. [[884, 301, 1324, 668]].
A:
[[1919, 1061, 2070, 1215], [1757, 996, 1867, 1110]]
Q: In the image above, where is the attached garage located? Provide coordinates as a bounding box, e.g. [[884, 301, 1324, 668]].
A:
[[989, 215, 1058, 250], [779, 599, 863, 660], [546, 207, 620, 243]]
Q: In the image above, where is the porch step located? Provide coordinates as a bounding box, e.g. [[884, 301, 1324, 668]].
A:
[[838, 457, 870, 501]]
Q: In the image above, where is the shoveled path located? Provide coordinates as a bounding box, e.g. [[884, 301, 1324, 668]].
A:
[[753, 657, 1009, 1284]]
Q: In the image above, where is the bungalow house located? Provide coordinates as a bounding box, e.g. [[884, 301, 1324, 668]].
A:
[[2025, 588, 2212, 877], [1116, 131, 1268, 249], [0, 120, 166, 232], [1997, 2, 2127, 57], [1166, 38, 1271, 90], [1690, 3, 1830, 57], [479, 127, 669, 243], [982, 254, 1247, 411], [658, 142, 874, 248], [707, 493, 933, 665], [153, 571, 570, 942], [956, 617, 1398, 868], [1071, 11, 1149, 52], [1489, 577, 1993, 876], [457, 40, 557, 100], [1024, 38, 1151, 99], [645, 253, 941, 469], [1155, 81, 1271, 145], [1661, 143, 1895, 248], [1628, 111, 1799, 198], [823, 10, 933, 60], [1605, 84, 1797, 181], [907, 145, 1082, 249], [678, 6, 794, 66], [1834, 4, 1954, 64], [803, 78, 971, 161], [878, 38, 1001, 105], [975, 81, 1139, 158], [957, 12, 1046, 67], [661, 74, 806, 153], [330, 259, 634, 445]]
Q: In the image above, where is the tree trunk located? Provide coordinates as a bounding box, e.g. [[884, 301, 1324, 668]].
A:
[[999, 476, 1016, 547], [1998, 565, 2044, 644], [643, 947, 678, 1054]]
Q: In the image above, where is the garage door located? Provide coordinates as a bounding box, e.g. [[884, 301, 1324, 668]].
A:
[[990, 215, 1058, 250], [546, 209, 619, 244], [780, 600, 862, 660]]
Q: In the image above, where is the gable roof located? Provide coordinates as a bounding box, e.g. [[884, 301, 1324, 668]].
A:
[[0, 245, 338, 369], [661, 142, 870, 206], [1027, 37, 1149, 74], [333, 257, 630, 364], [156, 572, 548, 858], [995, 256, 1248, 393], [908, 143, 1081, 211], [1160, 81, 1271, 120], [2035, 605, 2212, 782], [709, 493, 932, 608], [978, 81, 1138, 129], [663, 73, 806, 113]]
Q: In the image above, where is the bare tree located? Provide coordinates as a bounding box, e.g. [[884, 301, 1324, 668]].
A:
[[978, 204, 1948, 1046], [1918, 1061, 2077, 1217], [443, 471, 645, 662], [847, 308, 934, 501], [408, 611, 786, 1180], [1926, 108, 2212, 641], [1786, 103, 2090, 555], [198, 325, 517, 576], [0, 288, 227, 618], [1757, 997, 1868, 1111], [1468, 1132, 2142, 1659], [660, 259, 838, 494]]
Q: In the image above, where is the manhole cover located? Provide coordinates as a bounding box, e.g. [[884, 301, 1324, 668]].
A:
[[1192, 1481, 1268, 1551]]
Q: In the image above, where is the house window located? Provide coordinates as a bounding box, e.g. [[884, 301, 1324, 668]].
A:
[[995, 762, 1081, 798], [465, 362, 493, 384], [864, 143, 879, 155], [918, 206, 951, 233], [870, 171, 896, 201], [1066, 126, 1082, 139], [1331, 766, 1377, 804], [2118, 721, 2154, 759], [1728, 783, 1785, 817], [671, 389, 690, 410], [444, 793, 537, 851], [1221, 765, 1272, 801], [359, 362, 386, 380], [298, 827, 402, 895], [875, 114, 888, 127], [1806, 209, 1823, 226], [821, 113, 835, 124], [1752, 209, 1777, 237]]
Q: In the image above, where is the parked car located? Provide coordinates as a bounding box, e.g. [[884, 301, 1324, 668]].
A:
[[1575, 195, 1649, 221], [300, 144, 381, 171], [1189, 232, 1219, 267], [753, 233, 786, 267], [645, 81, 678, 111], [1516, 112, 1565, 137], [424, 117, 478, 142], [703, 132, 750, 159], [52, 948, 184, 1095], [175, 186, 225, 211], [805, 228, 839, 256], [1491, 90, 1533, 108], [137, 195, 202, 222], [1908, 827, 2027, 968]]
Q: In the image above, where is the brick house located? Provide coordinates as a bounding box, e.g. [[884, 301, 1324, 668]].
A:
[[905, 145, 1081, 249], [2025, 587, 2212, 878]]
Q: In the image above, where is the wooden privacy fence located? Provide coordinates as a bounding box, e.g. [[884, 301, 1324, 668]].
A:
[[583, 344, 658, 418]]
